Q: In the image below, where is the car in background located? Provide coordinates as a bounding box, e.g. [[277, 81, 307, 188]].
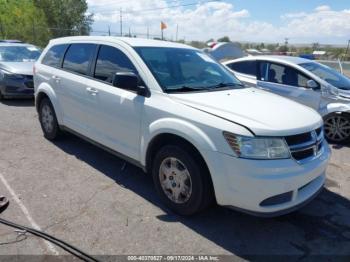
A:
[[223, 56, 350, 143], [34, 36, 330, 216], [0, 42, 41, 100]]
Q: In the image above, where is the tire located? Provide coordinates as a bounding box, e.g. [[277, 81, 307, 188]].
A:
[[324, 113, 350, 143], [38, 98, 62, 140], [152, 144, 214, 216]]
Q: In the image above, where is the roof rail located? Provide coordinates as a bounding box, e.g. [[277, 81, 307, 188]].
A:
[[0, 40, 24, 43]]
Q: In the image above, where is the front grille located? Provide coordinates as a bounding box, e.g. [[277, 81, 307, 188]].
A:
[[284, 127, 324, 163], [285, 132, 311, 145]]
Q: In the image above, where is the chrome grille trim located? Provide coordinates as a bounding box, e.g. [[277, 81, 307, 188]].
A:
[[284, 127, 324, 164]]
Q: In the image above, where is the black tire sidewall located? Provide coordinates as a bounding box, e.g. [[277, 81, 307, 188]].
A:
[[39, 98, 60, 140], [152, 145, 208, 216]]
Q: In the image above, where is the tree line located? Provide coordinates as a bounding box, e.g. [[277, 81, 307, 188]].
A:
[[0, 0, 93, 47]]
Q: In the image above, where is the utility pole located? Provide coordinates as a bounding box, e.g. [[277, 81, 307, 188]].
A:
[[108, 25, 111, 36], [147, 27, 149, 39], [284, 37, 289, 46], [176, 24, 178, 42], [128, 27, 131, 37], [120, 8, 123, 36], [345, 40, 350, 60]]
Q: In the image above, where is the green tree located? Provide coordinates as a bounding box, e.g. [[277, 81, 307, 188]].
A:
[[312, 42, 320, 51], [217, 36, 231, 42], [189, 41, 206, 49], [33, 0, 93, 38], [266, 44, 276, 51], [0, 0, 49, 46], [279, 45, 288, 53]]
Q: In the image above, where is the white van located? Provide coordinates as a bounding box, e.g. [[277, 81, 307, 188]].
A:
[[34, 36, 330, 216]]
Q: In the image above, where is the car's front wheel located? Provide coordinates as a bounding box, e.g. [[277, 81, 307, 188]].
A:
[[152, 144, 213, 215], [39, 98, 61, 140], [324, 113, 350, 143]]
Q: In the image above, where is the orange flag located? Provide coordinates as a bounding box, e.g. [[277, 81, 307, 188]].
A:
[[161, 21, 167, 30]]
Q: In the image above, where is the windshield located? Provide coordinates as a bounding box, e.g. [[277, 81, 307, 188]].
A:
[[299, 62, 350, 90], [0, 45, 41, 62], [135, 47, 243, 92]]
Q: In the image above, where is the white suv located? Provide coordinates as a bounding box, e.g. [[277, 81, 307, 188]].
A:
[[34, 36, 331, 216]]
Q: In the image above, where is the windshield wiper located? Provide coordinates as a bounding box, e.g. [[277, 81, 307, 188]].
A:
[[165, 86, 208, 93], [165, 82, 244, 93], [207, 82, 244, 89]]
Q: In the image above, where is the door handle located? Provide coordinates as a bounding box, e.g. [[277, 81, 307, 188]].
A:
[[52, 75, 60, 82], [86, 87, 99, 95]]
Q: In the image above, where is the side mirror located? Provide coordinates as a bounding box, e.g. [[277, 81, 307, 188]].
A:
[[112, 72, 149, 96], [113, 72, 138, 91], [306, 79, 319, 89]]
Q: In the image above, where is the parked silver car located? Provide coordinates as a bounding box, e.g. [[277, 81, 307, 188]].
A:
[[223, 56, 350, 143], [0, 43, 41, 99]]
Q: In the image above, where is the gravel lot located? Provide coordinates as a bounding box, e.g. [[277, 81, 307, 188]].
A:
[[0, 99, 349, 259]]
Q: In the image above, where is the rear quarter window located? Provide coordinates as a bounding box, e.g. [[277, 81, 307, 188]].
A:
[[227, 61, 257, 76], [41, 44, 68, 67]]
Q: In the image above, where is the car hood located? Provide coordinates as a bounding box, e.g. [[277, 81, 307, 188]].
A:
[[169, 88, 323, 136], [0, 62, 34, 75]]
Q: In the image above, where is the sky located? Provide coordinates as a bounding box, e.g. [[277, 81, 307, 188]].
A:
[[87, 0, 350, 45]]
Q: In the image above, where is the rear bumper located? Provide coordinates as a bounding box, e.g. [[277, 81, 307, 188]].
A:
[[201, 141, 331, 216]]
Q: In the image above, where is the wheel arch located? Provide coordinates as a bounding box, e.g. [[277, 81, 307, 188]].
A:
[[35, 83, 62, 124], [144, 132, 216, 203], [320, 103, 350, 117], [145, 132, 209, 173], [141, 118, 217, 170]]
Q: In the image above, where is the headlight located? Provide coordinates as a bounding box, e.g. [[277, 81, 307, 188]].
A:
[[0, 69, 24, 80], [223, 132, 290, 159]]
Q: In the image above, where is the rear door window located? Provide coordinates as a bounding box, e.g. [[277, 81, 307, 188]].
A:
[[62, 44, 96, 75], [41, 44, 68, 68], [227, 61, 257, 76]]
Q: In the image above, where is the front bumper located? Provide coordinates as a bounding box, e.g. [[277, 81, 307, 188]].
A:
[[0, 77, 34, 98], [202, 141, 331, 216]]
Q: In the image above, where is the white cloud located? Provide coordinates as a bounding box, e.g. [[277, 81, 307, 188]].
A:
[[88, 1, 350, 44], [281, 6, 350, 41], [315, 5, 331, 12]]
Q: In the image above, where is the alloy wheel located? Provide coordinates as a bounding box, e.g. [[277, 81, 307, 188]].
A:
[[324, 115, 350, 142]]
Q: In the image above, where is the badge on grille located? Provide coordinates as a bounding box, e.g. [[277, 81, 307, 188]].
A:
[[311, 130, 317, 142]]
